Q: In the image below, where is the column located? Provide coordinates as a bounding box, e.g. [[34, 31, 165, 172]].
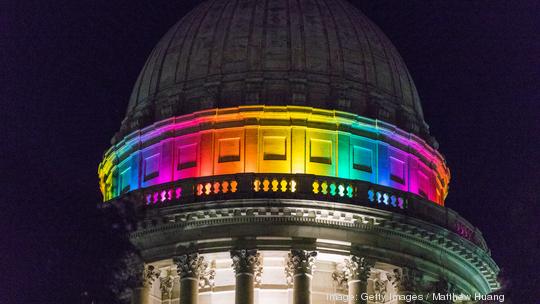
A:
[[132, 264, 159, 304], [343, 256, 375, 304], [231, 249, 262, 304], [285, 249, 318, 304], [174, 253, 211, 304]]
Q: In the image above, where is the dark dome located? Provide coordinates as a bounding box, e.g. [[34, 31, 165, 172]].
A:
[[116, 0, 432, 143]]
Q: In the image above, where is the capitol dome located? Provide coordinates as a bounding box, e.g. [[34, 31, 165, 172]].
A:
[[100, 1, 500, 302], [116, 0, 430, 143]]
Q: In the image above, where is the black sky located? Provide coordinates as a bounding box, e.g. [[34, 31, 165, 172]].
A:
[[2, 0, 539, 303]]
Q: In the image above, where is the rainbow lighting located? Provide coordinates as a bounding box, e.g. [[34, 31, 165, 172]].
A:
[[99, 106, 450, 205]]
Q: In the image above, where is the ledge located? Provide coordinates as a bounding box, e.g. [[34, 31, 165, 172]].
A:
[[103, 173, 486, 251], [122, 199, 499, 294]]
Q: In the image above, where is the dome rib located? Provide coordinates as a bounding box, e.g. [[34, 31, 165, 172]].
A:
[[153, 14, 184, 95], [319, 0, 346, 78], [334, 0, 369, 88]]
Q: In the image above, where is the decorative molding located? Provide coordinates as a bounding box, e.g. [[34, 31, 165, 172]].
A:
[[113, 171, 487, 254], [128, 202, 499, 293]]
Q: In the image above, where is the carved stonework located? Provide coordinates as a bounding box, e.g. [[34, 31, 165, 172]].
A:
[[332, 268, 348, 290], [344, 255, 375, 282], [373, 272, 389, 302], [159, 268, 175, 299], [388, 268, 402, 289], [174, 253, 206, 279], [140, 265, 160, 288], [174, 253, 215, 288], [285, 250, 317, 284], [199, 261, 216, 289], [231, 249, 263, 285], [332, 255, 375, 289]]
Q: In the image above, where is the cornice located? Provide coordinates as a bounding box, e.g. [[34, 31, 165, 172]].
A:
[[126, 199, 499, 294]]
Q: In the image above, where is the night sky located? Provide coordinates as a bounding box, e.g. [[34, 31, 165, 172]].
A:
[[2, 0, 539, 303]]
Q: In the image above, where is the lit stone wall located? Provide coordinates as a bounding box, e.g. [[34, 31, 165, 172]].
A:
[[146, 251, 406, 304], [99, 106, 449, 205]]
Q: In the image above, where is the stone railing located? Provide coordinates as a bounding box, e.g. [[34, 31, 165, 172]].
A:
[[138, 173, 406, 211], [107, 173, 487, 251]]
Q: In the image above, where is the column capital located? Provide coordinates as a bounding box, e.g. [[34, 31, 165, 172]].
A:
[[230, 249, 263, 283], [174, 253, 215, 288], [344, 255, 375, 283], [174, 253, 206, 279], [285, 249, 317, 284], [332, 255, 375, 288], [286, 250, 316, 304]]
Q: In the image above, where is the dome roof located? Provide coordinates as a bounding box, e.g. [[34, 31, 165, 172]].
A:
[[116, 0, 432, 143]]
